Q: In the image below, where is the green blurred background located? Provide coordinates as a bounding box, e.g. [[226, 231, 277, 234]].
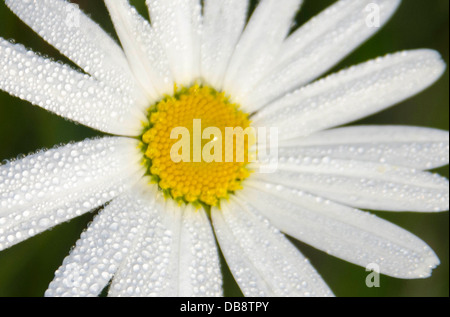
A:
[[0, 0, 448, 297]]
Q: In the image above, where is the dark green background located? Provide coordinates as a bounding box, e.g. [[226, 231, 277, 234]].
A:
[[0, 0, 448, 297]]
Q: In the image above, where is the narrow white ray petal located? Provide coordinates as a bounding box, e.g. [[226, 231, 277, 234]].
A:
[[175, 204, 222, 296], [0, 39, 146, 136], [246, 0, 401, 109], [252, 50, 446, 139], [45, 191, 149, 297], [239, 182, 440, 279], [0, 137, 144, 251], [223, 0, 303, 105], [277, 126, 450, 170], [99, 185, 169, 297], [254, 155, 449, 212], [5, 0, 141, 100], [146, 0, 202, 86], [212, 199, 333, 297], [105, 0, 174, 103], [201, 0, 249, 89], [109, 195, 222, 297]]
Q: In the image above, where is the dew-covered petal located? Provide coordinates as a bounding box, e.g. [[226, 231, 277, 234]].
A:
[[109, 194, 222, 297], [201, 0, 249, 89], [223, 0, 303, 106], [238, 182, 440, 279], [146, 0, 202, 86], [254, 157, 449, 212], [0, 137, 144, 251], [246, 0, 401, 110], [5, 0, 142, 100], [0, 38, 146, 136], [212, 198, 333, 297], [174, 204, 222, 297], [252, 50, 446, 139], [105, 0, 173, 103], [277, 126, 450, 170], [45, 190, 149, 297], [107, 190, 180, 297]]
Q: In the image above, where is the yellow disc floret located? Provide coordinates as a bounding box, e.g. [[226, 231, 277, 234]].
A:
[[141, 84, 254, 207]]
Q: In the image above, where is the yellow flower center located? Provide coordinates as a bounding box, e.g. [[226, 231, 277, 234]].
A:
[[141, 84, 254, 207]]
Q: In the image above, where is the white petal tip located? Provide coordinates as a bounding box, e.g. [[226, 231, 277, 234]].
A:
[[421, 49, 447, 76], [396, 252, 440, 279], [412, 258, 440, 279]]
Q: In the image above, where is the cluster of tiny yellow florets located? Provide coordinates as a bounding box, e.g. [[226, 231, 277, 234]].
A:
[[141, 84, 253, 207]]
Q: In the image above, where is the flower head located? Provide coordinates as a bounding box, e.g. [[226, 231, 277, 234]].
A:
[[0, 0, 448, 297]]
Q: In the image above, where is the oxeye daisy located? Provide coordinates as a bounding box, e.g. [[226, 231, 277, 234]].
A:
[[0, 0, 448, 298]]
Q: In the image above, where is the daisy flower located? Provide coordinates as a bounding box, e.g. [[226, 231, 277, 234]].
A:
[[0, 0, 449, 297]]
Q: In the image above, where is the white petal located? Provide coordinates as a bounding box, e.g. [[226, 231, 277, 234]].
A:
[[176, 204, 222, 297], [0, 137, 144, 251], [278, 126, 450, 170], [246, 0, 401, 109], [5, 0, 141, 99], [223, 0, 303, 105], [0, 39, 146, 136], [146, 0, 202, 86], [201, 0, 249, 89], [212, 198, 333, 297], [239, 182, 440, 279], [253, 50, 446, 139], [45, 191, 149, 297], [254, 157, 449, 212], [109, 194, 222, 297], [105, 0, 174, 102]]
